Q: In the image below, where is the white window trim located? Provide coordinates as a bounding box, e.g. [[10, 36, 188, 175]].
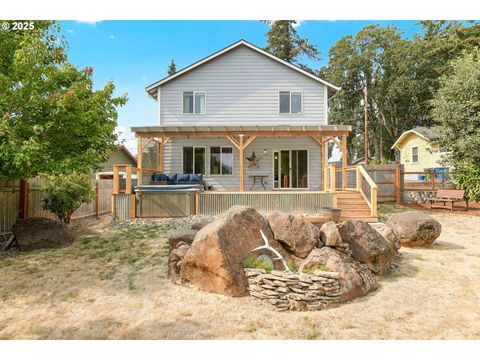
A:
[[411, 146, 419, 164], [278, 90, 303, 115], [182, 91, 206, 115], [210, 146, 234, 176], [271, 149, 310, 190], [182, 146, 206, 174]]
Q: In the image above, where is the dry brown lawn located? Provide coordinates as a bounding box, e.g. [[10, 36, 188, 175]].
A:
[[1, 208, 480, 340]]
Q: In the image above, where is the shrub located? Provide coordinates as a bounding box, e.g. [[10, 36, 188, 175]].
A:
[[42, 172, 95, 224], [241, 256, 273, 273]]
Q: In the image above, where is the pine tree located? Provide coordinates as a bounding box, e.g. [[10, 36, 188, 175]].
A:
[[262, 20, 320, 73], [167, 59, 177, 75]]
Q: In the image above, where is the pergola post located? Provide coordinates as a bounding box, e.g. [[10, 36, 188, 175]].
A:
[[239, 134, 244, 192], [137, 135, 143, 186], [321, 137, 327, 191], [341, 134, 348, 191], [158, 137, 164, 172]]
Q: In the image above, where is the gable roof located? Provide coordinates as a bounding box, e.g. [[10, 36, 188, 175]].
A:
[[113, 145, 137, 166], [145, 39, 340, 98], [391, 127, 440, 150]]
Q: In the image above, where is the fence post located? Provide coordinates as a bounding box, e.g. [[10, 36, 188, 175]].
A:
[[95, 182, 99, 219], [395, 166, 401, 204], [19, 179, 29, 219], [125, 165, 132, 195], [129, 194, 136, 219], [431, 171, 435, 190]]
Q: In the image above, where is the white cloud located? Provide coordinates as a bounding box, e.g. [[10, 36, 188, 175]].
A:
[[115, 126, 137, 155], [292, 21, 304, 28], [67, 29, 75, 33], [109, 35, 115, 40], [76, 20, 102, 25]]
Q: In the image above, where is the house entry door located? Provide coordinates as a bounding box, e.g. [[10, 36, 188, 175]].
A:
[[273, 150, 308, 189]]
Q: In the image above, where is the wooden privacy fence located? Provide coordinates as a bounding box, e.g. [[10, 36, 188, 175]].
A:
[[0, 178, 113, 239]]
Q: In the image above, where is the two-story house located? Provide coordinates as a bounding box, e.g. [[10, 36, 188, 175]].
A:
[[131, 39, 352, 192]]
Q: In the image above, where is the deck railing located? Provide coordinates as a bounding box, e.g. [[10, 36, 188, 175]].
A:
[[357, 165, 378, 217]]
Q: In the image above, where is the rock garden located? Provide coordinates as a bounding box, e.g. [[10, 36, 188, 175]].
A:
[[168, 205, 442, 311]]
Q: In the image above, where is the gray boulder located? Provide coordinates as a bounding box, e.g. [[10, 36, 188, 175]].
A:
[[167, 229, 197, 253], [299, 247, 377, 302], [337, 221, 396, 275], [268, 212, 320, 258], [320, 221, 342, 247], [386, 211, 442, 247], [12, 217, 73, 251]]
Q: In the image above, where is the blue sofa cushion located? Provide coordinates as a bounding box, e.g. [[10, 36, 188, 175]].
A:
[[167, 173, 178, 182], [189, 174, 203, 182], [152, 173, 168, 182], [176, 173, 190, 182]]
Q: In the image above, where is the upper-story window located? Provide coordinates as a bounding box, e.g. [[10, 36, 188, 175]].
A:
[[183, 91, 206, 114], [279, 91, 302, 114]]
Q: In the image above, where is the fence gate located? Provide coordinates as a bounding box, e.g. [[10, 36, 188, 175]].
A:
[[365, 165, 401, 204]]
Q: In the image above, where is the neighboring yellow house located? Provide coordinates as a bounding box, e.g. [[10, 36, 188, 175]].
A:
[[391, 127, 446, 173]]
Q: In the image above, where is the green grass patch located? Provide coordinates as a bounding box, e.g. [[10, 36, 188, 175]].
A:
[[378, 204, 410, 222], [241, 256, 273, 273], [301, 265, 331, 274]]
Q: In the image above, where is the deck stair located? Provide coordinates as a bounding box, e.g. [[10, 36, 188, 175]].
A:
[[336, 191, 378, 222]]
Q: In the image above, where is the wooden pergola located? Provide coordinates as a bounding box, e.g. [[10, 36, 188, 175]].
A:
[[131, 124, 352, 192]]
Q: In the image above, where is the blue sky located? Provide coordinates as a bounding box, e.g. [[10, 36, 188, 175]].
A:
[[62, 20, 423, 153]]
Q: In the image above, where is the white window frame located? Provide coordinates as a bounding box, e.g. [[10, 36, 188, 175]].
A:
[[278, 90, 303, 115], [182, 91, 206, 115], [210, 146, 234, 176], [411, 146, 419, 164], [182, 146, 206, 174]]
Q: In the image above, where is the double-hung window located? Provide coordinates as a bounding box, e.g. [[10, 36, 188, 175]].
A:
[[210, 147, 233, 175], [183, 91, 206, 114], [183, 147, 206, 174], [411, 146, 419, 163], [279, 91, 302, 114]]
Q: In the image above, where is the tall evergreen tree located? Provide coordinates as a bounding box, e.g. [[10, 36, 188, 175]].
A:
[[167, 59, 177, 75], [263, 20, 320, 73]]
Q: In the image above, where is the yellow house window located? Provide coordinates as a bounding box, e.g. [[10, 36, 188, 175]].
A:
[[412, 146, 419, 163]]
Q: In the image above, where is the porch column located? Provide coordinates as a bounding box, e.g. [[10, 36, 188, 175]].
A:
[[321, 137, 327, 191], [158, 137, 164, 172], [239, 134, 244, 192], [341, 134, 348, 191], [137, 134, 143, 186]]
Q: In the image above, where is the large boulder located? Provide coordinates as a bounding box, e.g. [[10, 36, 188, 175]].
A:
[[299, 247, 377, 302], [337, 221, 396, 275], [12, 217, 73, 251], [370, 223, 401, 251], [268, 212, 320, 258], [386, 211, 442, 247], [180, 206, 286, 297], [167, 229, 197, 253], [320, 221, 343, 247]]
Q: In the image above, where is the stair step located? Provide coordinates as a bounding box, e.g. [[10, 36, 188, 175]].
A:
[[339, 205, 371, 211], [337, 198, 367, 204], [339, 216, 379, 223], [340, 209, 372, 216], [335, 193, 363, 199]]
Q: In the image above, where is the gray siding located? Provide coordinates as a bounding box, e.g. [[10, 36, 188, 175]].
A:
[[159, 45, 327, 126], [163, 137, 324, 191]]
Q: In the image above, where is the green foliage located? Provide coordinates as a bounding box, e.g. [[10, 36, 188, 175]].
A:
[[167, 59, 177, 75], [432, 49, 480, 201], [0, 21, 127, 179], [287, 261, 298, 272], [42, 172, 95, 224], [301, 265, 331, 274], [241, 256, 273, 273], [262, 20, 320, 73], [319, 21, 480, 162]]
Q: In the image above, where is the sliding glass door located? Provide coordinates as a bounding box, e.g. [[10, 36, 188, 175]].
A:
[[273, 150, 308, 189]]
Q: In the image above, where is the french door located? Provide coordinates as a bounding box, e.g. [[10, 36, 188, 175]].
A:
[[273, 150, 308, 189]]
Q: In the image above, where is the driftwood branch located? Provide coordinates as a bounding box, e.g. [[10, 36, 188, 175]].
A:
[[251, 230, 292, 273], [3, 234, 16, 251]]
